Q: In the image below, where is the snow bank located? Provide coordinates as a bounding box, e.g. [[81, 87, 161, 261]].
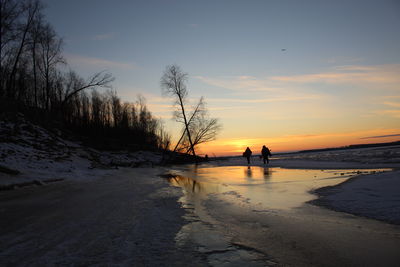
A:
[[0, 113, 163, 188], [312, 170, 400, 224]]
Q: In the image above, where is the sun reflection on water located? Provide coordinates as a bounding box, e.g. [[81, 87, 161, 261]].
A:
[[167, 166, 390, 210]]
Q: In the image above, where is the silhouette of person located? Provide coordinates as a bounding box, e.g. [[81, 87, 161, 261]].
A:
[[261, 145, 271, 164], [243, 147, 252, 164]]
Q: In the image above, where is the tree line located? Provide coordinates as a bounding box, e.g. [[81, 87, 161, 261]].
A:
[[0, 0, 170, 151]]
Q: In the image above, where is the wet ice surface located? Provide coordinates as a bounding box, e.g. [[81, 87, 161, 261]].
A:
[[167, 165, 398, 267], [174, 182, 275, 266], [0, 168, 206, 266], [170, 165, 389, 210]]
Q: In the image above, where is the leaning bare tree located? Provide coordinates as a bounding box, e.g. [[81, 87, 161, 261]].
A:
[[161, 65, 197, 156], [176, 97, 221, 154], [161, 65, 221, 157]]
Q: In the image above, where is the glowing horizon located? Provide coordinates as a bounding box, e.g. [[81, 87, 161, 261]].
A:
[[198, 131, 400, 157]]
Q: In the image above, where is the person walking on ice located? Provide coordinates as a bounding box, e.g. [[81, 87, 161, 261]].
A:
[[261, 145, 271, 164], [243, 147, 252, 164]]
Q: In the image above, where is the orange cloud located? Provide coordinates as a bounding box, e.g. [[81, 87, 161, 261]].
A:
[[383, 101, 400, 108], [374, 110, 400, 118]]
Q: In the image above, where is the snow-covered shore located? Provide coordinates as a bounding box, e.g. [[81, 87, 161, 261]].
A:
[[312, 170, 400, 224], [0, 113, 164, 188], [273, 147, 400, 225]]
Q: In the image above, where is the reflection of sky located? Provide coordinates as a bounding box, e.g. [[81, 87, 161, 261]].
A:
[[43, 1, 400, 155], [170, 166, 390, 210]]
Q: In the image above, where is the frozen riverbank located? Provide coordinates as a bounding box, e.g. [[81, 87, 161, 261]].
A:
[[0, 116, 207, 265], [167, 164, 400, 267], [0, 113, 166, 189], [0, 167, 207, 266], [207, 146, 400, 225], [312, 170, 400, 224]]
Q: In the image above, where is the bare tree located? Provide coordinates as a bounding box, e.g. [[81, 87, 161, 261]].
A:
[[161, 64, 196, 156], [161, 65, 222, 157], [109, 89, 121, 127], [6, 0, 41, 97], [28, 12, 42, 106], [157, 121, 171, 150], [172, 96, 205, 152], [37, 22, 64, 110], [0, 0, 20, 52], [191, 117, 221, 149], [0, 0, 21, 92], [61, 71, 114, 106], [176, 98, 221, 154]]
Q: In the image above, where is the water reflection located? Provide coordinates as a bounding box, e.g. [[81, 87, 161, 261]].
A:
[[168, 166, 390, 210], [167, 175, 203, 193], [244, 166, 253, 179], [263, 167, 272, 179]]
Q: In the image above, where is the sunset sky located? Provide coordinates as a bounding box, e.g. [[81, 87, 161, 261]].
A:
[[42, 0, 400, 156]]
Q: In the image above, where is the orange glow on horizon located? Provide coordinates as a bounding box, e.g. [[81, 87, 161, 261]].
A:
[[197, 129, 400, 156]]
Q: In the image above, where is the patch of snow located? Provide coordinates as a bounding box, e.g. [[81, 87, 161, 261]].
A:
[[0, 114, 164, 188], [312, 170, 400, 224]]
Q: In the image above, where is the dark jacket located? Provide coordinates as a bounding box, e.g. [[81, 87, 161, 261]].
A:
[[261, 146, 271, 157], [243, 147, 252, 157]]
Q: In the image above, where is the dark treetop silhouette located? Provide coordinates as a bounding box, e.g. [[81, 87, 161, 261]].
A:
[[0, 0, 169, 151]]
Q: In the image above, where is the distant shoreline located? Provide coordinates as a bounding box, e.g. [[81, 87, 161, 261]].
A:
[[213, 140, 400, 158]]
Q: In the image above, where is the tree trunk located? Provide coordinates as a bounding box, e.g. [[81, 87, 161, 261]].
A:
[[32, 40, 38, 107], [178, 94, 196, 157]]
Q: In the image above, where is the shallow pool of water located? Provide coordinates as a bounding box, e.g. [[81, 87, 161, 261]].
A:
[[166, 165, 396, 266], [168, 166, 389, 210]]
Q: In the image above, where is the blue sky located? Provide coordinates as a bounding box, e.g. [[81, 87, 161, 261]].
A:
[[42, 0, 400, 154]]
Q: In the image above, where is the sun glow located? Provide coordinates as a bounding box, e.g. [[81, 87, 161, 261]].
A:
[[198, 128, 400, 156]]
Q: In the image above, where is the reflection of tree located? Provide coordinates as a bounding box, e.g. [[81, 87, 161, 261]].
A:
[[167, 175, 202, 193]]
